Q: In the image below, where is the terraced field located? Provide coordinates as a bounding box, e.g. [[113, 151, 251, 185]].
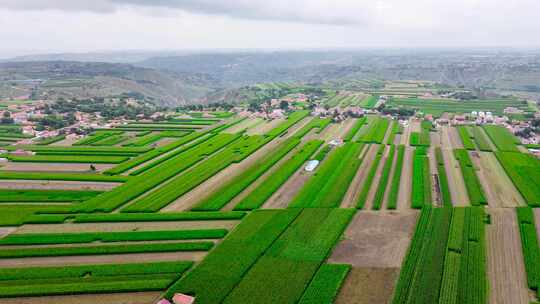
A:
[[0, 111, 538, 304]]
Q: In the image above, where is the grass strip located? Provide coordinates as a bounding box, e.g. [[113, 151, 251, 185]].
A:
[[356, 145, 385, 209], [297, 264, 351, 304], [387, 145, 405, 209]]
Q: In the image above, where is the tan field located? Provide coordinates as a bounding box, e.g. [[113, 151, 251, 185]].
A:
[[1, 162, 114, 172], [396, 146, 413, 210], [0, 292, 161, 304], [0, 180, 119, 191], [473, 152, 526, 207], [330, 211, 418, 304], [246, 118, 286, 135], [486, 208, 531, 304], [341, 144, 376, 208], [17, 220, 239, 234]]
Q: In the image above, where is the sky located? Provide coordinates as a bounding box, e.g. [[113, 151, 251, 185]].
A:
[[1, 0, 539, 58]]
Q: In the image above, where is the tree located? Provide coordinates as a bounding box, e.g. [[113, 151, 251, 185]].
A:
[[0, 111, 13, 124], [89, 164, 96, 171], [279, 100, 289, 111]]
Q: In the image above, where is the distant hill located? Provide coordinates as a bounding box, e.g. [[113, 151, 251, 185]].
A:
[[0, 61, 214, 106]]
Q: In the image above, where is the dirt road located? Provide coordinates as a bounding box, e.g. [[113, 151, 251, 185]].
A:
[[486, 208, 530, 304], [473, 152, 526, 207]]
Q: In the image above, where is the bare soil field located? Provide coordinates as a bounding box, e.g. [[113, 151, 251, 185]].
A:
[[440, 126, 469, 206], [51, 137, 78, 146], [0, 180, 119, 191], [473, 152, 525, 207], [0, 292, 161, 304], [17, 220, 239, 234], [163, 129, 293, 212], [224, 117, 263, 134], [1, 162, 113, 172], [341, 144, 376, 208], [329, 211, 418, 267], [396, 147, 413, 210], [486, 208, 531, 304], [363, 146, 390, 210], [447, 126, 464, 149], [246, 118, 286, 135], [319, 123, 342, 142], [0, 251, 207, 268], [222, 142, 304, 211], [428, 147, 441, 206], [261, 165, 313, 209], [410, 120, 421, 133], [399, 119, 412, 145], [153, 137, 176, 147], [334, 267, 399, 304]]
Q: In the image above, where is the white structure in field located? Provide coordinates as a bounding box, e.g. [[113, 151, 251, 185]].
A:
[[305, 160, 319, 172]]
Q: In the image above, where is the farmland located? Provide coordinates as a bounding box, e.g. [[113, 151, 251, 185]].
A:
[[0, 109, 538, 304]]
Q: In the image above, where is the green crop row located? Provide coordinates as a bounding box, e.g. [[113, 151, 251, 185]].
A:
[[410, 121, 432, 147], [0, 261, 192, 281], [392, 206, 451, 304], [121, 133, 162, 147], [358, 117, 390, 143], [0, 229, 227, 245], [0, 275, 175, 298], [516, 207, 540, 291], [482, 125, 520, 152], [265, 110, 310, 137], [386, 120, 400, 144], [192, 137, 302, 211], [0, 241, 213, 259], [4, 144, 151, 154], [234, 140, 323, 210], [91, 134, 128, 146], [164, 209, 302, 304], [35, 135, 66, 145], [0, 189, 102, 202], [387, 145, 405, 209], [221, 208, 354, 304], [411, 147, 432, 208], [123, 134, 271, 212], [313, 144, 332, 161], [435, 147, 452, 206], [6, 154, 129, 164], [294, 117, 331, 138], [494, 151, 540, 207], [453, 149, 487, 205], [24, 211, 246, 224], [73, 131, 123, 146], [357, 144, 385, 209], [343, 117, 367, 141], [470, 127, 493, 152], [104, 129, 214, 175], [0, 171, 128, 182], [76, 133, 240, 212], [290, 143, 364, 208], [457, 126, 476, 150], [297, 264, 351, 304], [372, 145, 396, 210]]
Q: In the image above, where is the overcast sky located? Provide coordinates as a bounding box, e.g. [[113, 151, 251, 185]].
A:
[[1, 0, 539, 58]]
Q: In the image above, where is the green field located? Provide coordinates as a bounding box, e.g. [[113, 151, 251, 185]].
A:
[[388, 97, 529, 116]]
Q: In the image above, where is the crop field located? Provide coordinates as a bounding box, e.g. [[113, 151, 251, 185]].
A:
[[388, 97, 529, 116], [0, 111, 538, 303]]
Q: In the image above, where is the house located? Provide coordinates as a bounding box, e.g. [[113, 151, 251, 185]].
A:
[[172, 293, 195, 304], [157, 300, 172, 304]]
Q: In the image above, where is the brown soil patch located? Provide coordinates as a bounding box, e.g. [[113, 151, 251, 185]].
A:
[[428, 146, 441, 206], [399, 120, 412, 146], [224, 118, 263, 134], [440, 126, 469, 206], [17, 220, 239, 234], [246, 118, 286, 135], [0, 251, 206, 268], [341, 144, 376, 208], [261, 165, 313, 209], [396, 146, 413, 210], [50, 137, 78, 146], [448, 126, 464, 148], [334, 267, 399, 304], [319, 123, 343, 142], [0, 292, 161, 304], [410, 120, 421, 133], [486, 208, 531, 304], [329, 211, 418, 267], [473, 152, 526, 207], [363, 146, 390, 210], [163, 129, 294, 212], [0, 180, 119, 191], [1, 163, 113, 172]]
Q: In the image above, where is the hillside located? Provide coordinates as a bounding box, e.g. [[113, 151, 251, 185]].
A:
[[0, 61, 214, 106]]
